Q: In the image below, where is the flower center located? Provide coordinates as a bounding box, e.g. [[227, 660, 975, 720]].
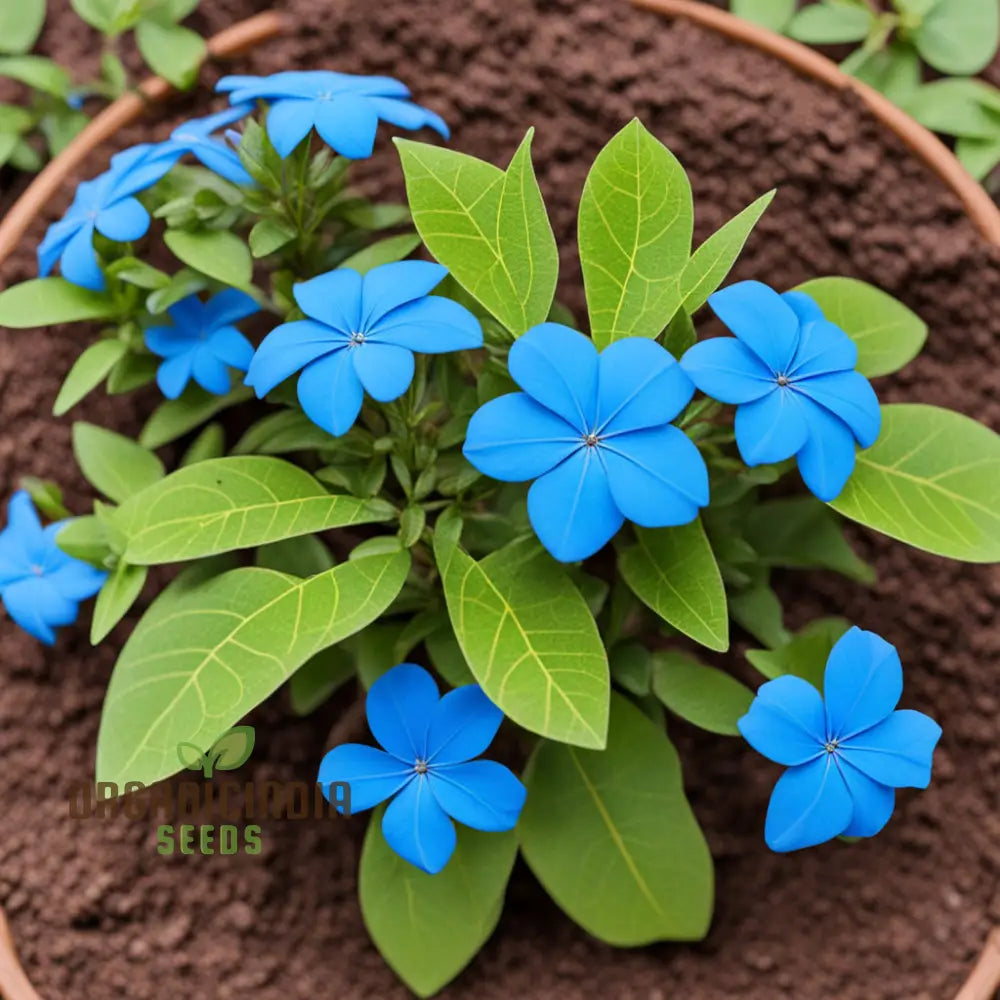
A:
[[30, 564, 44, 576], [414, 759, 429, 775], [823, 740, 840, 754], [349, 331, 366, 346], [583, 432, 600, 447], [776, 374, 790, 387]]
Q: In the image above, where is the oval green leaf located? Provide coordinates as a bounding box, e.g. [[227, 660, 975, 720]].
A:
[[96, 549, 410, 786], [0, 0, 46, 56], [914, 0, 999, 75], [90, 561, 148, 645], [54, 340, 128, 416], [0, 277, 117, 327], [139, 384, 252, 449], [519, 694, 713, 945], [831, 404, 1000, 562], [72, 422, 165, 504], [163, 228, 252, 288], [650, 651, 753, 736]]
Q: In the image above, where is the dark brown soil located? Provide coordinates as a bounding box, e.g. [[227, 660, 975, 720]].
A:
[[1, 1, 998, 998]]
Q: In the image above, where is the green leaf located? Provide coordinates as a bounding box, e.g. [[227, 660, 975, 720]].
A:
[[109, 256, 170, 290], [337, 201, 410, 230], [114, 456, 394, 565], [106, 351, 159, 395], [793, 276, 926, 377], [232, 408, 339, 455], [255, 534, 335, 577], [20, 476, 70, 520], [69, 0, 115, 31], [139, 384, 252, 449], [425, 625, 475, 687], [729, 579, 789, 648], [0, 0, 46, 55], [91, 560, 148, 644], [248, 217, 296, 258], [679, 190, 775, 315], [360, 811, 517, 998], [618, 521, 728, 652], [847, 43, 922, 105], [913, 0, 999, 74], [0, 55, 69, 95], [609, 640, 652, 696], [163, 228, 252, 288], [904, 79, 1000, 139], [519, 694, 713, 945], [180, 422, 225, 466], [72, 422, 165, 504], [146, 267, 208, 315], [53, 340, 128, 416], [0, 104, 32, 134], [209, 725, 255, 771], [744, 497, 875, 583], [830, 403, 1000, 562], [956, 132, 1000, 181], [135, 18, 205, 89], [395, 131, 558, 335], [786, 1, 873, 43], [650, 651, 753, 736], [55, 516, 114, 566], [289, 647, 354, 715], [579, 119, 692, 348], [0, 278, 117, 327], [96, 549, 410, 785], [732, 0, 795, 30], [746, 617, 850, 691], [346, 622, 406, 689], [434, 513, 610, 748], [339, 233, 422, 275]]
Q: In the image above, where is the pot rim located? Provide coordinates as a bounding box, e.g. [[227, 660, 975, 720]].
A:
[[632, 0, 1000, 247]]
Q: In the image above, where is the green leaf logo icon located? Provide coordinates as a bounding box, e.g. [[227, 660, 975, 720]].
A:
[[176, 725, 255, 778]]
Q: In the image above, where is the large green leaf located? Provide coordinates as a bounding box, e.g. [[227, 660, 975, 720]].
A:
[[163, 228, 252, 288], [519, 694, 713, 945], [0, 0, 46, 55], [904, 79, 1000, 140], [96, 549, 410, 786], [650, 651, 753, 736], [913, 0, 999, 75], [0, 55, 69, 96], [579, 119, 692, 349], [618, 521, 728, 651], [434, 512, 609, 749], [360, 812, 517, 997], [114, 456, 394, 565], [396, 132, 557, 335], [0, 278, 118, 327], [831, 404, 1000, 562], [794, 276, 926, 378], [72, 422, 165, 504]]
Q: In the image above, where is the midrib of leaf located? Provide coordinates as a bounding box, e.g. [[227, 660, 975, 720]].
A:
[[567, 747, 664, 917]]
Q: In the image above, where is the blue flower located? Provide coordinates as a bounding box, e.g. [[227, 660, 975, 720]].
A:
[[739, 626, 941, 853], [37, 144, 175, 291], [216, 70, 449, 159], [680, 281, 881, 502], [318, 663, 526, 874], [144, 289, 260, 399], [0, 492, 106, 646], [142, 104, 255, 185], [462, 324, 708, 563], [245, 261, 482, 436]]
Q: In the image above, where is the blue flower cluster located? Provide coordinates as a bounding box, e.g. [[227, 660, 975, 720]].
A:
[[319, 664, 525, 874]]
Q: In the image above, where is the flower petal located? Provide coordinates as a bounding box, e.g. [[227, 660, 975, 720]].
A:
[[680, 337, 779, 404], [296, 349, 364, 437], [42, 552, 106, 600], [366, 663, 439, 763], [95, 197, 150, 242], [426, 685, 504, 765], [823, 626, 901, 741], [836, 760, 896, 838], [317, 743, 412, 813], [429, 761, 526, 831], [170, 103, 254, 142], [738, 675, 826, 766], [781, 290, 825, 326], [314, 95, 380, 159], [166, 296, 204, 331], [293, 269, 363, 332], [351, 342, 415, 402], [373, 295, 483, 353], [600, 425, 708, 526], [734, 389, 808, 466], [2, 576, 78, 646], [527, 447, 624, 562], [60, 224, 104, 291], [789, 320, 858, 378], [192, 349, 233, 396], [145, 325, 195, 359], [6, 490, 43, 542], [38, 217, 83, 276], [265, 98, 316, 158], [367, 97, 449, 138], [360, 260, 447, 328], [795, 400, 857, 502], [207, 326, 254, 372], [203, 288, 260, 328], [764, 755, 853, 852], [381, 776, 457, 874], [709, 280, 801, 375], [596, 337, 695, 434], [840, 709, 941, 789], [463, 393, 580, 482], [245, 320, 345, 397], [156, 353, 194, 400], [795, 370, 881, 448]]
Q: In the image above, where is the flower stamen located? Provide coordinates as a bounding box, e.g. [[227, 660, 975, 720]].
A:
[[414, 759, 429, 775]]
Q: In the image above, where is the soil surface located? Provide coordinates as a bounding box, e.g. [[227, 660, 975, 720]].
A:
[[1, 1, 999, 998]]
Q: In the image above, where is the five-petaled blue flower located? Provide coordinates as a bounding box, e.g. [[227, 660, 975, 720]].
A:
[[0, 492, 106, 646], [37, 145, 174, 291], [318, 663, 526, 874], [216, 70, 449, 159], [245, 261, 482, 436], [680, 281, 881, 502], [462, 324, 709, 563], [739, 626, 941, 853], [144, 289, 260, 399], [141, 104, 255, 186]]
